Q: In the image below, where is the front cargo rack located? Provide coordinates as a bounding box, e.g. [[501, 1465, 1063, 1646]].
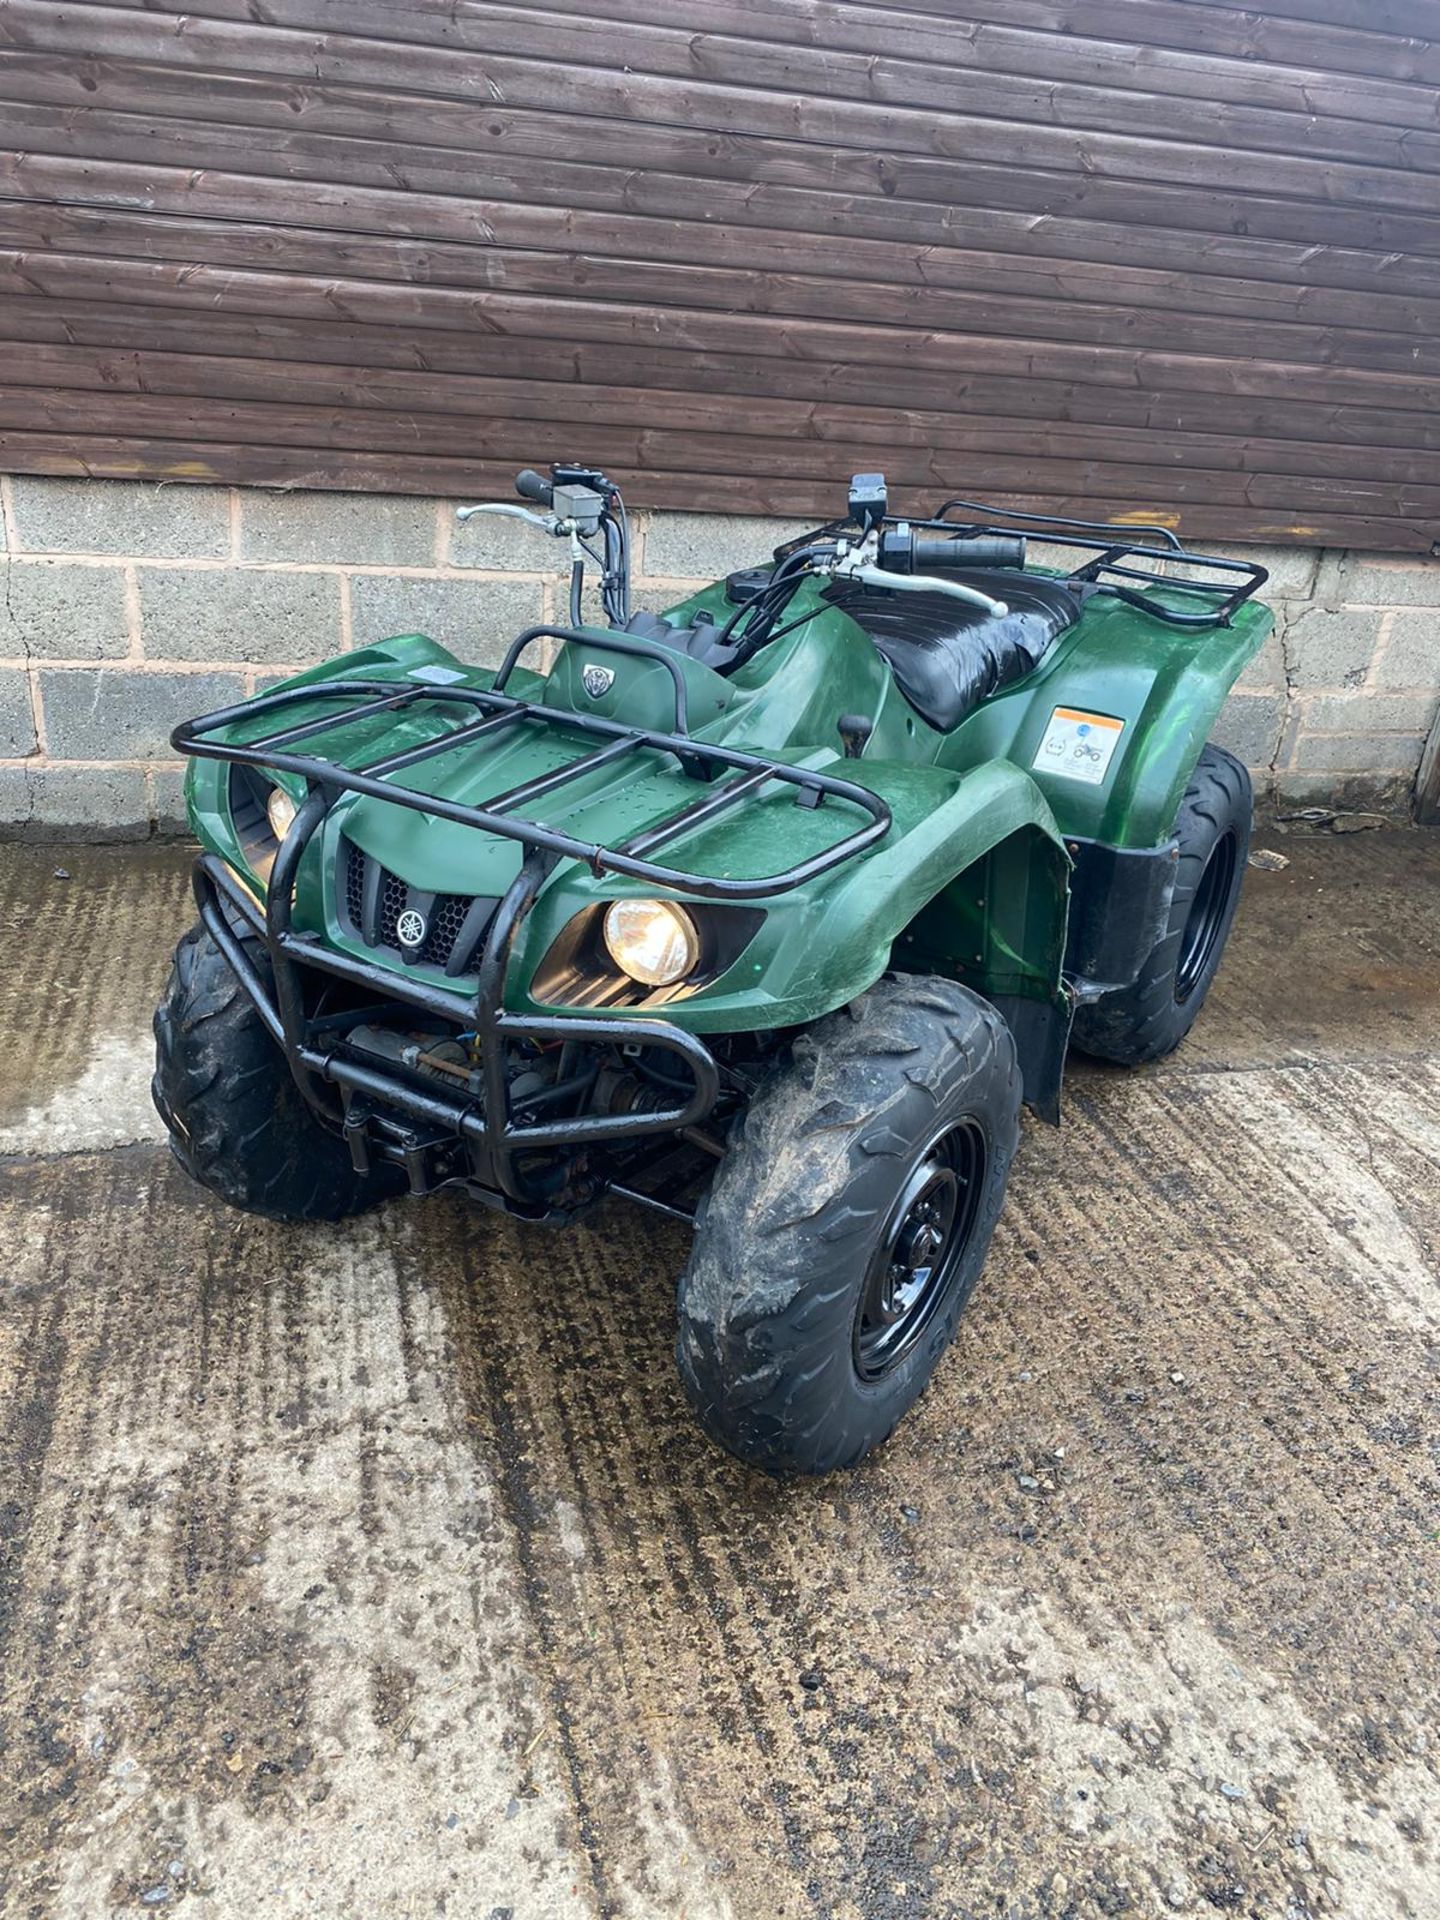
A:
[[173, 623, 892, 902], [173, 624, 893, 1212]]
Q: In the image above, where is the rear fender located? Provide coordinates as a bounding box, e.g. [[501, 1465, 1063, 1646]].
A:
[[947, 593, 1275, 849]]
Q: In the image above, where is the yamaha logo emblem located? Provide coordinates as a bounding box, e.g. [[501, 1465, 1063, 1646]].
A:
[[582, 662, 616, 699], [396, 908, 428, 949]]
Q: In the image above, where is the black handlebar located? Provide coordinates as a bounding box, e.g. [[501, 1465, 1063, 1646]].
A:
[[515, 468, 554, 507], [878, 526, 1026, 573]]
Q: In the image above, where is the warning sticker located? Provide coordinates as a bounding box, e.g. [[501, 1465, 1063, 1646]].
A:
[[408, 663, 468, 686], [1032, 707, 1125, 786]]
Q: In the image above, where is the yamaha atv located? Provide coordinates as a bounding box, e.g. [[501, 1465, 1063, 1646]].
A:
[[154, 464, 1269, 1475]]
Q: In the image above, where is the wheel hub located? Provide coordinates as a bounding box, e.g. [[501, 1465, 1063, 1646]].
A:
[[1176, 826, 1239, 1005], [854, 1125, 985, 1380]]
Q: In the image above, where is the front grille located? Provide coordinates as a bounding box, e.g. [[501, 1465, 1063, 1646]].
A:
[[344, 844, 365, 926], [342, 839, 495, 976], [379, 869, 407, 948], [428, 891, 475, 964]]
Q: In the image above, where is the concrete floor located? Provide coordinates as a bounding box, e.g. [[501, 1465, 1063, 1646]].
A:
[[1, 829, 1437, 1920]]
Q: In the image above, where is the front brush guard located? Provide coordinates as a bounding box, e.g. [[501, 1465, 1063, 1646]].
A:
[[194, 801, 720, 1212]]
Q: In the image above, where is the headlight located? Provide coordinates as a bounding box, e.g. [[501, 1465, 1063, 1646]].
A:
[[602, 899, 700, 987], [266, 785, 298, 842]]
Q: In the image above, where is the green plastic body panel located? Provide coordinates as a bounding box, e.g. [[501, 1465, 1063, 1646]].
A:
[[938, 589, 1272, 848], [185, 572, 1272, 1036]]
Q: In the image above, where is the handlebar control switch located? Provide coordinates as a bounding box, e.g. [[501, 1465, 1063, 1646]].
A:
[[553, 463, 612, 494], [848, 472, 888, 535]]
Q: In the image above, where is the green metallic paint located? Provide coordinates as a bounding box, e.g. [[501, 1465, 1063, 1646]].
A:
[[507, 756, 1067, 1032], [184, 577, 1271, 1035]]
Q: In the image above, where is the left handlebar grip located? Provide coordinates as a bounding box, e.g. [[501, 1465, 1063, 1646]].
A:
[[515, 468, 554, 506]]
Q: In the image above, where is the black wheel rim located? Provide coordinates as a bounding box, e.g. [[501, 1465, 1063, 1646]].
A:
[[1175, 828, 1238, 1006], [853, 1119, 988, 1382]]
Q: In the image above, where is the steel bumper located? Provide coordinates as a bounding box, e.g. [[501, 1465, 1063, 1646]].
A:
[[194, 850, 721, 1207]]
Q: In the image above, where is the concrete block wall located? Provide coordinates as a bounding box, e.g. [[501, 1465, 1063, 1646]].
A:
[[0, 478, 1436, 837]]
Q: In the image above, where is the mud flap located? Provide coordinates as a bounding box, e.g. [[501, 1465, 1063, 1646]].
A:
[[1064, 837, 1180, 1001], [986, 991, 1072, 1125]]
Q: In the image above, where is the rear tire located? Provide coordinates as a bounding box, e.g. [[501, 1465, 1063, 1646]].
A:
[[676, 976, 1021, 1476], [1071, 742, 1251, 1066], [153, 922, 403, 1221]]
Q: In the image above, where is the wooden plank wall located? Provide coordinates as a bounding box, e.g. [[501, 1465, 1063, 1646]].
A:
[[0, 0, 1437, 549]]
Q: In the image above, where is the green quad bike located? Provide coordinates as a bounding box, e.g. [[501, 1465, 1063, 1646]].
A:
[[154, 465, 1269, 1475]]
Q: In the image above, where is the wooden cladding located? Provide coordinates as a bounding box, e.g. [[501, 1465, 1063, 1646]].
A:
[[0, 0, 1437, 549]]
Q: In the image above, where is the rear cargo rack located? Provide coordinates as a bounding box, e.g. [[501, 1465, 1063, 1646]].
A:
[[771, 497, 1267, 631], [172, 624, 892, 902], [930, 496, 1267, 629]]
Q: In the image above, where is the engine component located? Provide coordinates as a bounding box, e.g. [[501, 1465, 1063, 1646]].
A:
[[347, 1025, 481, 1093]]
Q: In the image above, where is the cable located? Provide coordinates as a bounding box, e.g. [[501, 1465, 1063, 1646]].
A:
[[753, 588, 858, 651], [715, 545, 819, 658], [612, 492, 632, 624], [589, 489, 630, 628]]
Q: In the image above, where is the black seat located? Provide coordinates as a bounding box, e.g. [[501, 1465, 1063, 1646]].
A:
[[825, 569, 1079, 733]]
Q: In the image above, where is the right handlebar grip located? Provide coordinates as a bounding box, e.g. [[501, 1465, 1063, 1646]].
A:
[[910, 531, 1026, 570], [515, 468, 554, 506]]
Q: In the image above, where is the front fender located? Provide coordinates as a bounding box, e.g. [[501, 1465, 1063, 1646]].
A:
[[774, 759, 1069, 1025], [510, 759, 1068, 1035]]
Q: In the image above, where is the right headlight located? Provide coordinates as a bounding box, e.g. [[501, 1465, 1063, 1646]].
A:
[[602, 899, 701, 987]]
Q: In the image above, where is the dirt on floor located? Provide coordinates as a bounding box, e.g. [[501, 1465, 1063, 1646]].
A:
[[0, 827, 1437, 1920]]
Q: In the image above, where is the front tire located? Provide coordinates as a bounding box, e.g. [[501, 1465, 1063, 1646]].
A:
[[1071, 743, 1252, 1067], [153, 922, 403, 1221], [677, 976, 1021, 1476]]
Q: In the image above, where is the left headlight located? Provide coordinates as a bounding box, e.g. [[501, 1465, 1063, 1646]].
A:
[[266, 785, 298, 842], [602, 899, 700, 987]]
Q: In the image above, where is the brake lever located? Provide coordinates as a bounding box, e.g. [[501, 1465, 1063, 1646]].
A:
[[455, 502, 557, 530], [831, 550, 1008, 617]]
